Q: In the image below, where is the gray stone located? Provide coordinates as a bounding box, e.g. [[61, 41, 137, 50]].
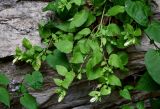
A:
[[0, 0, 17, 11], [0, 61, 32, 81], [154, 0, 160, 12], [72, 105, 91, 109], [32, 88, 56, 105], [0, 1, 47, 58]]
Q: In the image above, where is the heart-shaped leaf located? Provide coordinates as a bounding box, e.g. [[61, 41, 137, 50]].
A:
[[106, 5, 125, 16], [24, 71, 43, 89], [0, 73, 9, 86], [70, 9, 89, 28], [136, 72, 160, 91], [125, 0, 150, 26], [145, 49, 160, 85], [54, 40, 73, 53], [145, 21, 160, 43], [46, 49, 69, 70]]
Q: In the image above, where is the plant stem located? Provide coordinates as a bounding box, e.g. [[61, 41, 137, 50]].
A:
[[145, 33, 160, 50], [98, 4, 106, 31]]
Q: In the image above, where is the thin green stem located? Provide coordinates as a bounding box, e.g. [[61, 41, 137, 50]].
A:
[[98, 4, 106, 31]]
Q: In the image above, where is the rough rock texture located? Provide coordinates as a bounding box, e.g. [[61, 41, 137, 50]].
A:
[[155, 0, 160, 12], [0, 0, 50, 106], [0, 0, 160, 109], [0, 0, 47, 58]]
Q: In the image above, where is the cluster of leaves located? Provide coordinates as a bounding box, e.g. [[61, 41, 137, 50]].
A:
[[0, 71, 43, 109], [13, 38, 45, 71], [10, 0, 160, 109]]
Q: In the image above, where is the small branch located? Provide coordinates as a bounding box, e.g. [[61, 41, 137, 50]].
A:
[[145, 33, 160, 50]]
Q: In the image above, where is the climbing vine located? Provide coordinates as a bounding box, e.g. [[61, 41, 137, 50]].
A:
[[1, 0, 160, 109]]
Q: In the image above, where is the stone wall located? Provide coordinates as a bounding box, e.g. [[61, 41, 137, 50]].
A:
[[0, 0, 160, 109]]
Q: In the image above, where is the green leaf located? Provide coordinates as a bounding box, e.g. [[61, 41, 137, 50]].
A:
[[46, 49, 69, 70], [19, 84, 28, 94], [32, 57, 41, 71], [34, 46, 43, 52], [125, 0, 149, 26], [88, 39, 100, 51], [108, 54, 123, 69], [0, 73, 9, 86], [136, 101, 145, 109], [78, 28, 91, 36], [145, 21, 160, 43], [24, 71, 43, 89], [106, 5, 125, 16], [121, 105, 134, 109], [89, 91, 100, 96], [84, 12, 96, 27], [20, 93, 38, 109], [105, 23, 120, 36], [86, 51, 103, 70], [151, 98, 160, 109], [119, 89, 131, 100], [22, 38, 32, 49], [24, 48, 35, 58], [70, 52, 84, 64], [70, 0, 84, 6], [87, 68, 104, 80], [134, 28, 142, 36], [136, 72, 160, 91], [54, 40, 73, 53], [124, 85, 134, 90], [0, 87, 10, 107], [117, 52, 128, 66], [61, 33, 74, 41], [108, 75, 121, 86], [53, 78, 63, 86], [66, 2, 72, 10], [112, 0, 126, 6], [56, 65, 68, 76], [86, 51, 103, 80], [100, 86, 111, 95], [124, 38, 138, 47], [106, 44, 114, 54], [15, 47, 22, 56], [145, 49, 160, 85], [55, 22, 76, 32], [38, 23, 52, 38], [78, 39, 91, 54], [75, 28, 91, 40], [62, 71, 75, 89], [91, 0, 106, 7], [43, 2, 56, 12], [124, 24, 134, 34], [57, 89, 66, 102], [70, 9, 89, 28]]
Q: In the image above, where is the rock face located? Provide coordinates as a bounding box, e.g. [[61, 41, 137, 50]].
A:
[[0, 0, 160, 109], [155, 0, 160, 12], [0, 0, 50, 107], [0, 0, 47, 58]]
